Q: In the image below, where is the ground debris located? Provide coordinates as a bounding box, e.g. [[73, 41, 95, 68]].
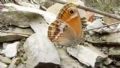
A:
[[0, 0, 120, 68]]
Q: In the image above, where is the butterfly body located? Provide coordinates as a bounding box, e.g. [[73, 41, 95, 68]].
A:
[[48, 3, 84, 46]]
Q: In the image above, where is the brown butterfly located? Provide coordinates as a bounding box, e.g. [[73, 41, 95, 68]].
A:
[[48, 3, 84, 46]]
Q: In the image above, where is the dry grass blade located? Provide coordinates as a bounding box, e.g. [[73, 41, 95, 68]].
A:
[[85, 22, 120, 31]]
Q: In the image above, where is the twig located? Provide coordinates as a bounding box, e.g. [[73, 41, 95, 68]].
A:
[[85, 22, 120, 31], [52, 0, 120, 21]]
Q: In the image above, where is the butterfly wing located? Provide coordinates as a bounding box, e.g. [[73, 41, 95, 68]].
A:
[[48, 19, 77, 46], [48, 3, 84, 45], [57, 3, 83, 39], [48, 20, 67, 42]]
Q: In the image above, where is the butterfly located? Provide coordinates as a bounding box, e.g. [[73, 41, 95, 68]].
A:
[[48, 3, 84, 46]]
